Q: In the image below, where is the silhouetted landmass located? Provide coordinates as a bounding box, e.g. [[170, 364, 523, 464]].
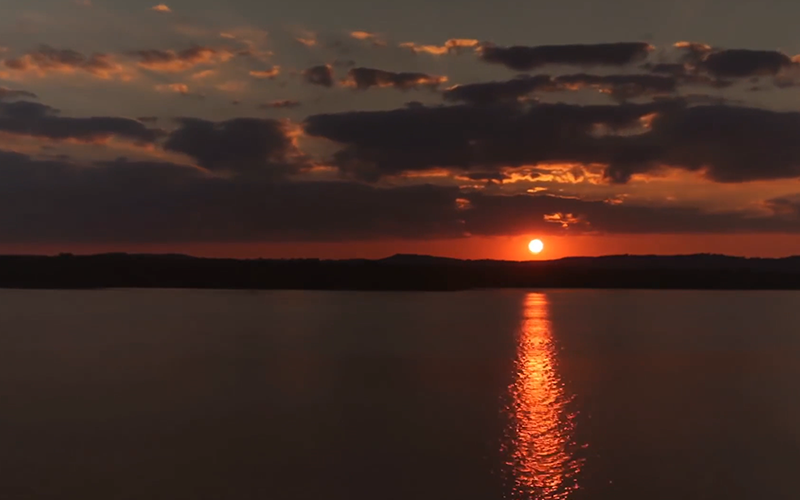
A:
[[2, 253, 800, 290]]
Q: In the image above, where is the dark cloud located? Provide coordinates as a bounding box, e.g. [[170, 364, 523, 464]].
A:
[[604, 105, 800, 183], [0, 88, 37, 100], [137, 116, 159, 123], [443, 74, 675, 104], [305, 100, 800, 184], [0, 99, 160, 143], [443, 75, 553, 104], [346, 67, 447, 90], [700, 49, 793, 78], [163, 117, 297, 176], [479, 42, 652, 71], [0, 149, 796, 243], [303, 65, 334, 87], [259, 100, 302, 109], [303, 101, 674, 180]]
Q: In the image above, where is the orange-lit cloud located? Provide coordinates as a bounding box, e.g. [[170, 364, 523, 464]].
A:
[[543, 212, 583, 228], [294, 29, 318, 47], [350, 31, 386, 47], [155, 83, 190, 94], [399, 38, 480, 55], [151, 4, 171, 13], [191, 69, 216, 79], [3, 47, 134, 81], [249, 66, 281, 79], [132, 46, 234, 72]]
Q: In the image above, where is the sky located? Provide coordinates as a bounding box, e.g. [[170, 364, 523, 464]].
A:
[[2, 0, 800, 259]]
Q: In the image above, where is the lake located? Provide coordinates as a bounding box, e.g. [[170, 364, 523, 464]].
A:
[[1, 289, 799, 499]]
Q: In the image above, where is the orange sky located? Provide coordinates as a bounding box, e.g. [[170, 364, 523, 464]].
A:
[[3, 234, 799, 260]]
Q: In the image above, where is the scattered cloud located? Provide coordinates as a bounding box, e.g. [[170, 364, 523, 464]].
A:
[[399, 39, 480, 55], [349, 31, 386, 47], [344, 67, 447, 90], [249, 66, 281, 79], [131, 46, 234, 73], [3, 46, 133, 80], [479, 42, 653, 71], [155, 83, 190, 94], [151, 4, 171, 13], [191, 69, 217, 80], [260, 99, 301, 109], [303, 64, 334, 87], [294, 29, 318, 47]]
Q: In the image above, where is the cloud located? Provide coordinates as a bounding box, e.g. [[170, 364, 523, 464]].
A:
[[3, 46, 132, 80], [191, 69, 216, 80], [155, 83, 190, 94], [604, 105, 800, 183], [344, 67, 447, 90], [350, 31, 386, 47], [479, 42, 653, 71], [554, 73, 677, 101], [305, 100, 800, 184], [215, 81, 248, 92], [163, 117, 298, 176], [303, 64, 334, 87], [0, 87, 37, 100], [443, 75, 554, 104], [673, 41, 713, 63], [131, 46, 233, 72], [0, 99, 161, 143], [304, 101, 671, 180], [700, 49, 794, 78], [260, 100, 301, 109], [249, 66, 280, 79], [151, 4, 171, 13], [294, 29, 318, 47], [0, 149, 797, 244], [399, 39, 481, 56]]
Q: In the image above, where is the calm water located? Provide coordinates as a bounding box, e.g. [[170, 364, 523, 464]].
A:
[[1, 289, 799, 500]]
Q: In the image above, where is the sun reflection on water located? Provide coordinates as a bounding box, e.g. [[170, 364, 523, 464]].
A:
[[502, 293, 584, 500]]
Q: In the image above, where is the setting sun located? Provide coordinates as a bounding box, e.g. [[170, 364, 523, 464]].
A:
[[528, 239, 544, 254]]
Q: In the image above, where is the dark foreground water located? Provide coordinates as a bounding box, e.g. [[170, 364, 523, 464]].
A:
[[1, 289, 799, 500]]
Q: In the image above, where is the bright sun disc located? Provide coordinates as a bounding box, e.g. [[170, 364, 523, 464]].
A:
[[528, 239, 544, 254]]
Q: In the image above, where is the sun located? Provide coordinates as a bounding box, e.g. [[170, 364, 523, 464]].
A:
[[528, 239, 544, 254]]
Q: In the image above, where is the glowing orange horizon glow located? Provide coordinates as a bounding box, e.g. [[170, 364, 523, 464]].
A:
[[5, 234, 800, 261], [502, 293, 583, 499]]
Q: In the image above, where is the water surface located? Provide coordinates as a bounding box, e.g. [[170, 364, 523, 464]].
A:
[[1, 289, 799, 499]]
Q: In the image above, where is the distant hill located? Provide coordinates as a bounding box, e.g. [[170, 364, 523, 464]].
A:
[[1, 252, 800, 290]]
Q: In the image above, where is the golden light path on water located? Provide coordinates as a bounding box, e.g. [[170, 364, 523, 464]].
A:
[[502, 293, 584, 500]]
